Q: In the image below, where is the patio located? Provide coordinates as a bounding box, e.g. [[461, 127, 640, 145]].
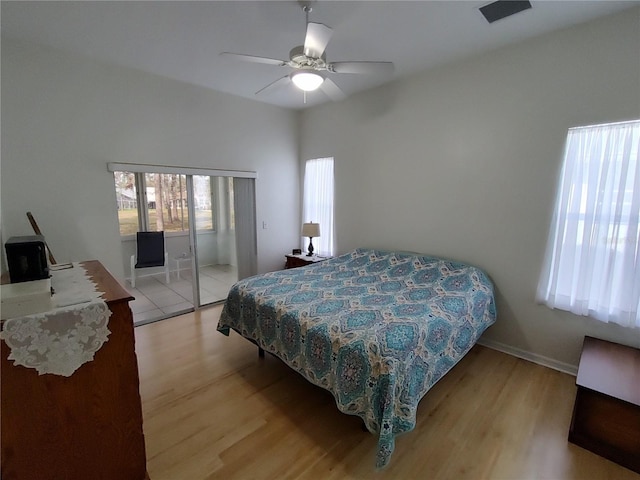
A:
[[127, 264, 237, 326]]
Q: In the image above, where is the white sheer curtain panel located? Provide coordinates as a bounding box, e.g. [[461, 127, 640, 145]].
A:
[[302, 157, 335, 256], [537, 120, 640, 329]]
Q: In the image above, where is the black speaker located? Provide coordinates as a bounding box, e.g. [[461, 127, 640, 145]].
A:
[[5, 235, 50, 283]]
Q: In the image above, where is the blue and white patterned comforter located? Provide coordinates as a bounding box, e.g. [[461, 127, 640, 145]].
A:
[[217, 248, 496, 467]]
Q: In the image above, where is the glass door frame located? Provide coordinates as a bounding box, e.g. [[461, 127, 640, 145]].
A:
[[186, 175, 202, 308]]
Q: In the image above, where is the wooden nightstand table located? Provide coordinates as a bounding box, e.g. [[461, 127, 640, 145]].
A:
[[568, 336, 640, 473], [285, 254, 330, 269]]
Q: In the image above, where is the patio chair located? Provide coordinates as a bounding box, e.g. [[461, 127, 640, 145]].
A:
[[130, 231, 169, 288]]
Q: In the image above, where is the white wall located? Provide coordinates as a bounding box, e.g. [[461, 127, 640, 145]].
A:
[[1, 38, 300, 279], [299, 9, 640, 370]]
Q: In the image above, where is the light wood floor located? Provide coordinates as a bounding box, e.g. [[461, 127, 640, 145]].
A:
[[135, 306, 639, 480]]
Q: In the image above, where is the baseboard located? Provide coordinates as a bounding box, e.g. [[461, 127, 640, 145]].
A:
[[478, 338, 578, 376]]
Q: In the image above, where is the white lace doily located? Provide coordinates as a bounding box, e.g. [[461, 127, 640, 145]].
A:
[[1, 264, 113, 376]]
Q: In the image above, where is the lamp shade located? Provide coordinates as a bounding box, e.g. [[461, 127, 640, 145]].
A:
[[291, 71, 324, 92], [301, 222, 320, 238]]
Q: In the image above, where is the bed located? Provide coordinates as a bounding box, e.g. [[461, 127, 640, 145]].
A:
[[217, 248, 496, 467]]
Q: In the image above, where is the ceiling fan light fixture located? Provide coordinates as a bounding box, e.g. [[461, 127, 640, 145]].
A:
[[291, 71, 324, 91]]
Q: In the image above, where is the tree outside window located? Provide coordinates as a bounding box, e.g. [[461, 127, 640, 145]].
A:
[[114, 171, 194, 235]]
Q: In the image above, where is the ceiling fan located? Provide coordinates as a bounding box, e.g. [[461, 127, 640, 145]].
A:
[[221, 3, 394, 103]]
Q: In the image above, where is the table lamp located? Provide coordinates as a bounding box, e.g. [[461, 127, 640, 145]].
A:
[[301, 222, 320, 257]]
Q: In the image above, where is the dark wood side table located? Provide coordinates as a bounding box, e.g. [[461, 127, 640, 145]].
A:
[[285, 253, 330, 269], [568, 336, 640, 473]]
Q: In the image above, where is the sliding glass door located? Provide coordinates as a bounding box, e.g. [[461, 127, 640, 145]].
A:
[[110, 163, 256, 324], [189, 175, 238, 307]]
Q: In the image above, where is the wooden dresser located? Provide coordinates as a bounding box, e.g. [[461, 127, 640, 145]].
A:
[[1, 261, 149, 480], [569, 336, 640, 473]]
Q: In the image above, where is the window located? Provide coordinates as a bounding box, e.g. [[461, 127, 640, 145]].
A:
[[114, 171, 236, 237], [302, 157, 335, 256], [114, 170, 237, 237], [114, 171, 191, 236], [114, 171, 140, 235], [537, 120, 640, 329]]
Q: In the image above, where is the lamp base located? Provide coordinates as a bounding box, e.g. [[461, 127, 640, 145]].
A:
[[306, 237, 315, 257]]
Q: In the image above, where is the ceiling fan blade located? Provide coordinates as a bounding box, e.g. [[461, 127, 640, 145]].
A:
[[320, 78, 347, 102], [221, 52, 287, 67], [255, 76, 291, 96], [304, 22, 333, 58], [330, 61, 394, 75]]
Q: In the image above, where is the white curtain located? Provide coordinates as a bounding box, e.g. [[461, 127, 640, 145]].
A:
[[537, 120, 640, 329], [302, 157, 335, 256], [233, 178, 257, 280]]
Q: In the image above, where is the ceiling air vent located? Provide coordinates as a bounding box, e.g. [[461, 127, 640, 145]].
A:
[[480, 1, 532, 24]]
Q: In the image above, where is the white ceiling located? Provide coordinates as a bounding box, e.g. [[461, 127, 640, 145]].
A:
[[2, 1, 637, 110]]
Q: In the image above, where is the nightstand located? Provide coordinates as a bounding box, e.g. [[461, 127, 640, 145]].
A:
[[568, 336, 640, 473], [285, 254, 329, 269]]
